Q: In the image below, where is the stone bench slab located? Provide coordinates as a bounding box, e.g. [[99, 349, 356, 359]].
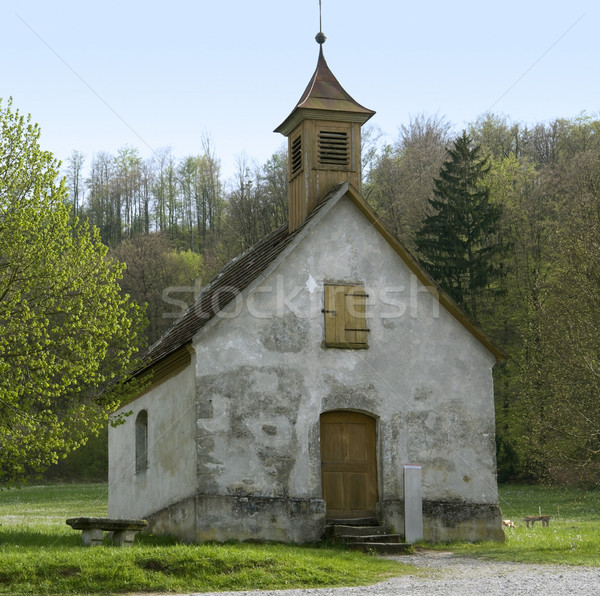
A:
[[66, 517, 148, 546]]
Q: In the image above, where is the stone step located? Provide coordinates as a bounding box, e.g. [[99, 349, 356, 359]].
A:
[[327, 517, 379, 526], [324, 519, 410, 554], [346, 541, 412, 554], [328, 524, 391, 537], [340, 533, 404, 544]]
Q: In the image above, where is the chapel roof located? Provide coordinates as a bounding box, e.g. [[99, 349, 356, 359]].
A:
[[137, 182, 505, 381]]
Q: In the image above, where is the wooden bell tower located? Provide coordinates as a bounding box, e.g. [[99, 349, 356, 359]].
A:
[[275, 32, 375, 233]]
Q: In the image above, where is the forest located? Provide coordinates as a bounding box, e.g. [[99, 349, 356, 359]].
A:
[[60, 112, 600, 488]]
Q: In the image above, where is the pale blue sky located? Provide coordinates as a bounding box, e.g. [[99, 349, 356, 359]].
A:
[[2, 0, 597, 181]]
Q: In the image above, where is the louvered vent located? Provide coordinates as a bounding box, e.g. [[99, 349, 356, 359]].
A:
[[318, 130, 349, 167], [291, 135, 302, 175]]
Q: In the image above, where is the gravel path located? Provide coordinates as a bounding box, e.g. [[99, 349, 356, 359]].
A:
[[153, 549, 600, 596]]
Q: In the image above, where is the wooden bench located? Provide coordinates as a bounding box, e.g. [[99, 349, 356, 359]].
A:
[[66, 517, 148, 547], [523, 515, 551, 528]]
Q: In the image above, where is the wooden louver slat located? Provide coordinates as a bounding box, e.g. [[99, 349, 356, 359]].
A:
[[291, 135, 302, 175], [318, 131, 349, 167]]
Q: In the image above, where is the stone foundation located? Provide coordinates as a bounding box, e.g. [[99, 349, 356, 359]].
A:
[[147, 495, 502, 544], [146, 495, 197, 543], [380, 498, 504, 543], [147, 494, 326, 544], [423, 499, 505, 542]]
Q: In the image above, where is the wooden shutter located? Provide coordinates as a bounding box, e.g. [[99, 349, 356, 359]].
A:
[[324, 284, 369, 348]]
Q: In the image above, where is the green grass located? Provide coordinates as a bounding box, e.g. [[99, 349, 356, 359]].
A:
[[0, 484, 410, 595], [3, 483, 599, 594], [430, 484, 600, 566]]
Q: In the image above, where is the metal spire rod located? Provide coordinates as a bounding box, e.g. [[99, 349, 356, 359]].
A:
[[316, 0, 326, 45], [319, 0, 322, 32]]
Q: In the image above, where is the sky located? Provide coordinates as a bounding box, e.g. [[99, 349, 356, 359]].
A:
[[1, 0, 598, 182]]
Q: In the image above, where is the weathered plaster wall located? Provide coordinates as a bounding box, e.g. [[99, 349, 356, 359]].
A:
[[108, 358, 197, 521], [189, 194, 501, 542]]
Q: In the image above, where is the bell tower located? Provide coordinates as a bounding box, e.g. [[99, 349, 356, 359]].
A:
[[274, 30, 375, 233]]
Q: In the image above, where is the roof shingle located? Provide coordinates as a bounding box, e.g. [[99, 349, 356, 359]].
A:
[[138, 183, 347, 373]]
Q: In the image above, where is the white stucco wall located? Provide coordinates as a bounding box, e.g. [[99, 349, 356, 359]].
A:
[[192, 194, 499, 511], [108, 356, 197, 519], [108, 191, 502, 542]]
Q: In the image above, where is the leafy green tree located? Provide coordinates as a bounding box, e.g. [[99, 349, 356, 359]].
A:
[[517, 147, 600, 485], [416, 131, 504, 320], [0, 98, 146, 485], [111, 233, 204, 344], [480, 153, 549, 479]]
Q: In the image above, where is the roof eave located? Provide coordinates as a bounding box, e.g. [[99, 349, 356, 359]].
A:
[[274, 106, 374, 136]]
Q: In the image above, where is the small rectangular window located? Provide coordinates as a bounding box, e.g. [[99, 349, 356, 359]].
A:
[[318, 131, 349, 167], [324, 284, 369, 348], [291, 135, 302, 175]]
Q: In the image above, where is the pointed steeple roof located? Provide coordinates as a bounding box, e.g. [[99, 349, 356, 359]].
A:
[[296, 46, 374, 114], [275, 45, 375, 136]]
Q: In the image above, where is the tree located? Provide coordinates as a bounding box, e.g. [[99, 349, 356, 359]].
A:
[[65, 150, 85, 221], [260, 147, 288, 230], [113, 146, 143, 239], [365, 114, 450, 251], [111, 234, 204, 344], [226, 154, 262, 252], [416, 131, 504, 320], [517, 147, 600, 485], [85, 151, 117, 245], [469, 113, 527, 160], [0, 98, 146, 485]]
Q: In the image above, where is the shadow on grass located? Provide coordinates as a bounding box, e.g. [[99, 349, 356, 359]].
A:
[[0, 527, 183, 549], [0, 528, 80, 548]]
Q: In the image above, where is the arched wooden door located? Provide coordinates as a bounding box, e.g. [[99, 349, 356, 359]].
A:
[[320, 411, 377, 519]]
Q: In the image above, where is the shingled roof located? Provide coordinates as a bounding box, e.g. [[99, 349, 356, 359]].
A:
[[138, 179, 506, 381], [137, 183, 347, 374], [274, 46, 374, 137]]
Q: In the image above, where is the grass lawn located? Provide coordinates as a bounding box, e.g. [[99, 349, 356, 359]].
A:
[[0, 484, 411, 595], [2, 483, 599, 594], [434, 484, 600, 566]]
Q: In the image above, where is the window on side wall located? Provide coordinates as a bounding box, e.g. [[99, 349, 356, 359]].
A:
[[135, 410, 148, 474], [323, 284, 369, 349]]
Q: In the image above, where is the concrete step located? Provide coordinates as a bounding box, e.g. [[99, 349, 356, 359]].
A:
[[341, 533, 404, 544], [328, 524, 391, 537], [347, 541, 412, 554]]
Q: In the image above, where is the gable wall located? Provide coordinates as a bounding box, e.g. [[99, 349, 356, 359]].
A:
[[191, 195, 501, 541], [108, 356, 197, 523]]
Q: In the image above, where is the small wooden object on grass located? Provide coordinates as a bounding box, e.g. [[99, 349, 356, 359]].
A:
[[523, 515, 551, 528]]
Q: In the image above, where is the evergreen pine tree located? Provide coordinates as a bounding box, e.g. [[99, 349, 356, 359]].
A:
[[416, 131, 503, 320]]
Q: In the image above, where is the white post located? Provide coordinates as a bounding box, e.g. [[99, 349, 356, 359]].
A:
[[404, 464, 423, 543]]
